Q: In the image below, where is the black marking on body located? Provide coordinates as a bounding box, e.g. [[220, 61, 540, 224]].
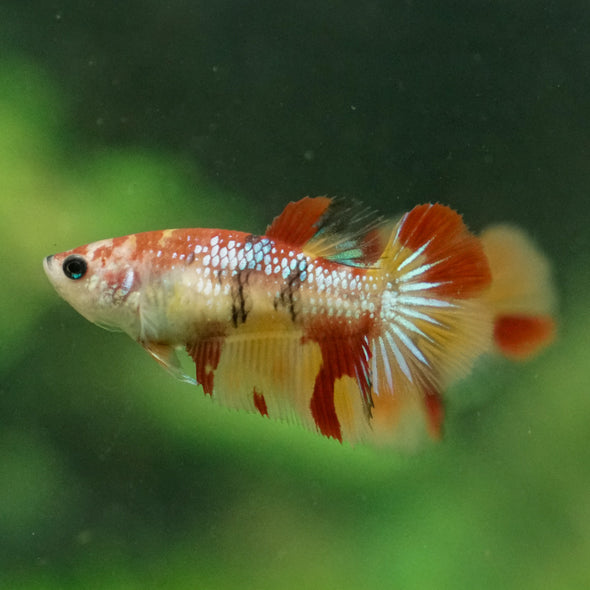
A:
[[230, 269, 251, 328], [274, 259, 308, 323]]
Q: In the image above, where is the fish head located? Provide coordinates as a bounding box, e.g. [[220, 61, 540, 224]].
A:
[[43, 236, 142, 336]]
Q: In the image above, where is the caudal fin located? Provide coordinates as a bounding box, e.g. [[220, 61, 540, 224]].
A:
[[369, 204, 495, 442], [480, 225, 556, 360]]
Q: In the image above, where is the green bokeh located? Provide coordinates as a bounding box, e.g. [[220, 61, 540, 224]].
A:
[[1, 3, 589, 588]]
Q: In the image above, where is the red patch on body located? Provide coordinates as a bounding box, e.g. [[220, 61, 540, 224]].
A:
[[187, 337, 224, 395], [253, 388, 269, 417], [398, 204, 492, 298], [88, 235, 130, 264], [72, 244, 90, 257], [307, 315, 373, 442], [132, 230, 166, 259], [494, 314, 555, 360]]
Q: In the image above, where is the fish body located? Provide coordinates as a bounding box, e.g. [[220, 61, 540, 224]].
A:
[[43, 197, 556, 445]]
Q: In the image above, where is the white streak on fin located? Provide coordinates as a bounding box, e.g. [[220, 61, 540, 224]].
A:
[[398, 260, 436, 282], [397, 295, 455, 308], [395, 315, 434, 344], [399, 307, 444, 326], [379, 336, 394, 392], [396, 240, 430, 271], [399, 281, 444, 293], [384, 330, 412, 382], [391, 324, 429, 366]]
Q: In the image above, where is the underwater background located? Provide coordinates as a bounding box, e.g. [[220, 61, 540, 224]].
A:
[[1, 1, 589, 588]]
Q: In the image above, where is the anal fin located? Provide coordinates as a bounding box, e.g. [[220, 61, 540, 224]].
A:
[[178, 315, 375, 443]]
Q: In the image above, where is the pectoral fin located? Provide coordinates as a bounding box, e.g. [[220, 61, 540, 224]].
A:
[[140, 341, 197, 385]]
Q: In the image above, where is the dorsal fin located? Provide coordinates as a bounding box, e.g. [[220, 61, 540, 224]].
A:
[[266, 196, 387, 267], [266, 196, 332, 247]]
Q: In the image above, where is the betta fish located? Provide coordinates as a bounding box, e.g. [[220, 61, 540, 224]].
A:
[[43, 197, 556, 445]]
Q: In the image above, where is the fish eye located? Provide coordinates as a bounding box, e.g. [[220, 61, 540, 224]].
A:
[[62, 255, 88, 280]]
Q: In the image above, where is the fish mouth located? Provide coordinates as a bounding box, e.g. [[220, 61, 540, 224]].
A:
[[43, 254, 55, 276]]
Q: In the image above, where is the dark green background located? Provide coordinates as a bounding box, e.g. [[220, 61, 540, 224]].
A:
[[1, 2, 589, 588]]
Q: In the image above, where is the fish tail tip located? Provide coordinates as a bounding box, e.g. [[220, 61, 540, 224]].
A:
[[493, 314, 556, 360], [481, 224, 557, 360]]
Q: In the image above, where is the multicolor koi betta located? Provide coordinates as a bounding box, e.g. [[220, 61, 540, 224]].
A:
[[43, 197, 556, 445]]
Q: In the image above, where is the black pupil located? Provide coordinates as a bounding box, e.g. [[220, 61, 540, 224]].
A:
[[63, 255, 88, 280]]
